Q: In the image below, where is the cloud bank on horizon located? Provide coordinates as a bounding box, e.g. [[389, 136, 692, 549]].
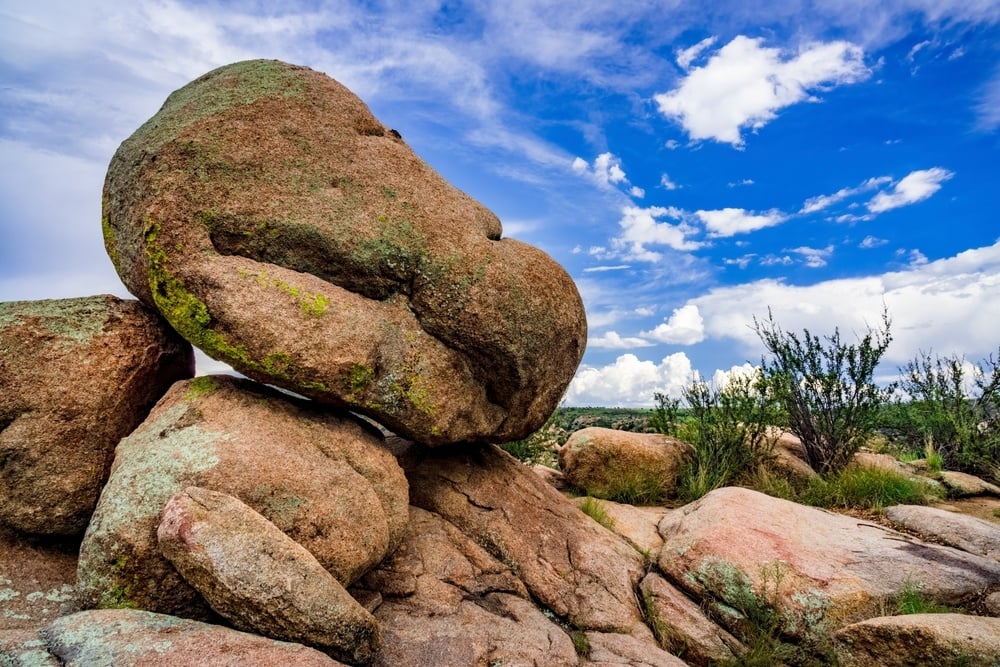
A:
[[2, 1, 998, 407]]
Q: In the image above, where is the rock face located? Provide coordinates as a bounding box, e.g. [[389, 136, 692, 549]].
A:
[[360, 506, 580, 667], [0, 295, 193, 535], [559, 428, 691, 501], [658, 487, 1000, 636], [36, 609, 345, 666], [886, 504, 1000, 562], [940, 470, 1000, 497], [102, 58, 586, 446], [401, 441, 649, 634], [77, 375, 408, 618], [832, 614, 1000, 667], [158, 487, 380, 664]]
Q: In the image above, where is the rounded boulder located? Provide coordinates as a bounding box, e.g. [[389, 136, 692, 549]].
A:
[[102, 59, 586, 446]]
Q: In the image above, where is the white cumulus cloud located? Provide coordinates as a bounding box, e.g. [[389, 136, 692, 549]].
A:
[[641, 304, 706, 345], [610, 205, 703, 261], [655, 36, 870, 147], [696, 208, 785, 237], [564, 353, 695, 407], [866, 167, 955, 213]]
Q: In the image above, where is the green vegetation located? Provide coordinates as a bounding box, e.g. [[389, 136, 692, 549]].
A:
[[797, 466, 942, 511], [657, 371, 779, 502], [892, 348, 1000, 482], [895, 578, 958, 615], [578, 497, 615, 530], [754, 307, 894, 475]]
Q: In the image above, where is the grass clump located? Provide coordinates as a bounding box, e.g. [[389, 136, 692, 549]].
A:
[[798, 466, 941, 511], [895, 578, 959, 615], [578, 497, 615, 531]]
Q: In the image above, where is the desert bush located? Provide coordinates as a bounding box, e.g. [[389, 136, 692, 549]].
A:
[[896, 348, 1000, 480], [754, 308, 894, 475], [655, 371, 778, 502]]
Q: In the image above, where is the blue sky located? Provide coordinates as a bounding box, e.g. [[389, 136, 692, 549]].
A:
[[2, 1, 998, 407]]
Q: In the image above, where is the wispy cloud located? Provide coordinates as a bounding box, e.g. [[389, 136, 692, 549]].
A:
[[654, 36, 870, 147], [866, 167, 954, 213], [589, 331, 654, 349], [800, 176, 892, 214]]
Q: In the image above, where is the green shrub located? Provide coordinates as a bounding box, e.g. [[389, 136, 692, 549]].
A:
[[896, 348, 1000, 481], [656, 371, 778, 502], [754, 308, 894, 475]]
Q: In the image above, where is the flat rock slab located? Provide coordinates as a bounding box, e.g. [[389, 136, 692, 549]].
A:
[[77, 375, 408, 618], [658, 487, 1000, 635], [0, 295, 193, 534], [102, 59, 586, 446], [886, 504, 1000, 561], [940, 470, 1000, 497], [832, 613, 1000, 667], [30, 609, 344, 666], [571, 496, 666, 556], [581, 631, 688, 667], [159, 487, 380, 664]]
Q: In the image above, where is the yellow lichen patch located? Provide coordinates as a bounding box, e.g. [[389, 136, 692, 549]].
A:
[[250, 269, 329, 318]]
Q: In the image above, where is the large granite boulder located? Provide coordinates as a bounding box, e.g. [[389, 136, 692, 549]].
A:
[[657, 487, 1000, 638], [158, 487, 380, 664], [559, 427, 692, 502], [0, 295, 193, 535], [77, 375, 408, 618], [102, 59, 586, 446]]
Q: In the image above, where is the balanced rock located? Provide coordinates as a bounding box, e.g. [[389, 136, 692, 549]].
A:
[[158, 487, 380, 664], [658, 487, 1000, 636], [102, 59, 586, 446], [77, 375, 408, 618], [0, 295, 193, 535], [37, 609, 345, 666], [559, 428, 692, 502]]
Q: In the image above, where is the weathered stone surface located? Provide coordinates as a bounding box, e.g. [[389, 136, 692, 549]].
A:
[[571, 496, 666, 556], [886, 504, 1000, 562], [832, 614, 1000, 667], [0, 629, 60, 666], [767, 429, 819, 485], [0, 295, 193, 534], [77, 375, 408, 618], [39, 609, 344, 666], [362, 507, 578, 666], [940, 470, 1000, 497], [581, 631, 688, 667], [102, 58, 586, 446], [639, 573, 742, 667], [158, 487, 380, 664], [402, 442, 648, 633], [658, 487, 1000, 636], [0, 527, 79, 632], [558, 428, 691, 501]]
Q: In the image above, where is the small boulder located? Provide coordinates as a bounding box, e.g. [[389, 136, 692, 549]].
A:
[[77, 375, 408, 618], [558, 428, 691, 502], [940, 470, 1000, 497], [767, 429, 819, 485], [885, 504, 1000, 562], [158, 487, 380, 664], [832, 614, 1000, 667], [38, 609, 344, 666], [581, 631, 689, 667], [403, 442, 648, 634], [102, 59, 586, 446], [658, 487, 1000, 636], [0, 295, 193, 534]]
